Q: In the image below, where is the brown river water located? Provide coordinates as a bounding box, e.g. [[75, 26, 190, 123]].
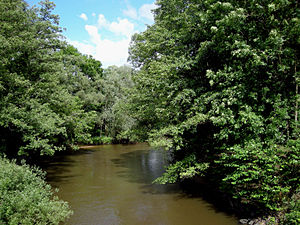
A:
[[44, 143, 238, 225]]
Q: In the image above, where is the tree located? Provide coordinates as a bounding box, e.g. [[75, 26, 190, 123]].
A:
[[98, 65, 135, 142], [128, 0, 299, 220], [57, 45, 104, 141], [0, 0, 101, 157]]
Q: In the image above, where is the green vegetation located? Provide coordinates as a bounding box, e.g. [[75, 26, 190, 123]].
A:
[[0, 0, 96, 157], [0, 0, 132, 157], [128, 0, 299, 223], [97, 65, 135, 142], [0, 157, 72, 224], [0, 0, 132, 223], [0, 0, 299, 224]]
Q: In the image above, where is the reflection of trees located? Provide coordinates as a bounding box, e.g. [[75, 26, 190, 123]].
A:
[[113, 148, 172, 189]]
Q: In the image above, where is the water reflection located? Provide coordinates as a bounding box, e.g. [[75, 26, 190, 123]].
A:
[[44, 143, 237, 225]]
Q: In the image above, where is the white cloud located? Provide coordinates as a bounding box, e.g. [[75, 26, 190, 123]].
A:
[[94, 38, 130, 67], [68, 40, 95, 56], [97, 14, 135, 38], [98, 14, 108, 28], [70, 24, 131, 67], [122, 3, 157, 22], [79, 13, 88, 21], [109, 18, 135, 38], [70, 12, 140, 67], [85, 25, 101, 44], [139, 3, 157, 22], [123, 5, 138, 20], [70, 1, 159, 68]]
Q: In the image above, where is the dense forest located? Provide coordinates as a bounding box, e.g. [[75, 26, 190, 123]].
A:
[[0, 0, 299, 224]]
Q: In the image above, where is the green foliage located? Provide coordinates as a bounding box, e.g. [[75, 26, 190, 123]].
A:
[[128, 0, 299, 218], [154, 154, 209, 184], [219, 140, 299, 211], [0, 157, 72, 224], [91, 136, 113, 145], [0, 0, 103, 156], [98, 65, 136, 141], [0, 0, 134, 157], [282, 190, 300, 225]]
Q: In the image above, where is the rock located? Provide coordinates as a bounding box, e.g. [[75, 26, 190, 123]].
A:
[[239, 219, 249, 224], [249, 220, 255, 225]]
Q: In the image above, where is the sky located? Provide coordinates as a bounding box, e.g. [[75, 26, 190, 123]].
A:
[[26, 0, 157, 67]]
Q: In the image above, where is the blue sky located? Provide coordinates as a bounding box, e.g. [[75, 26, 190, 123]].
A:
[[27, 0, 157, 67]]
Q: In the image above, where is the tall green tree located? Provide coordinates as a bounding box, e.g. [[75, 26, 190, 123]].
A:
[[0, 0, 101, 157], [128, 0, 299, 220], [57, 45, 104, 139], [99, 65, 135, 141]]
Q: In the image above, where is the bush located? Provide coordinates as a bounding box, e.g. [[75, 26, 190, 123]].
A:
[[92, 136, 113, 145], [0, 157, 73, 225]]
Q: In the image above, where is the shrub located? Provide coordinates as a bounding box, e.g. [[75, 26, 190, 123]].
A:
[[0, 157, 73, 225], [92, 136, 113, 145]]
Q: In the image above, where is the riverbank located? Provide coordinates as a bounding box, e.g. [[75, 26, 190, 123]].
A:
[[180, 174, 298, 225]]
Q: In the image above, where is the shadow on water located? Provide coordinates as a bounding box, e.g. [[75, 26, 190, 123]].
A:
[[111, 149, 237, 217], [111, 150, 167, 183], [41, 149, 95, 186], [112, 149, 183, 196]]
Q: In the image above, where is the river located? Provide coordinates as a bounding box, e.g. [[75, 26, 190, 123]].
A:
[[44, 143, 238, 225]]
